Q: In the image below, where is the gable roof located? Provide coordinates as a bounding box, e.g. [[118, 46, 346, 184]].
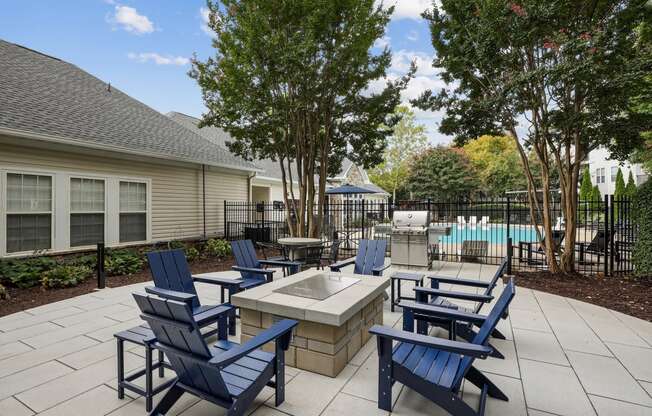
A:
[[0, 40, 256, 171], [168, 111, 288, 181]]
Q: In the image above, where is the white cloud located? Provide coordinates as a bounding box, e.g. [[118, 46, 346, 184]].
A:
[[407, 30, 419, 41], [200, 7, 213, 36], [110, 5, 154, 34], [391, 49, 438, 77], [374, 35, 391, 49], [365, 48, 454, 145], [128, 52, 189, 66], [377, 0, 435, 20]]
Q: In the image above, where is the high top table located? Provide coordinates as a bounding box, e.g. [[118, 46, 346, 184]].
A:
[[277, 237, 322, 261], [231, 269, 389, 377]]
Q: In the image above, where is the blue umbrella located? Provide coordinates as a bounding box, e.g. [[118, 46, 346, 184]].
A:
[[325, 183, 376, 195]]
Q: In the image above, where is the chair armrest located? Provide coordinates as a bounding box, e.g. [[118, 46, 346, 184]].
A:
[[192, 275, 244, 287], [145, 286, 197, 303], [427, 275, 492, 288], [259, 259, 302, 268], [231, 266, 275, 276], [414, 287, 494, 303], [400, 300, 488, 325], [369, 325, 492, 358], [210, 319, 299, 368], [329, 257, 356, 272], [372, 263, 391, 275]]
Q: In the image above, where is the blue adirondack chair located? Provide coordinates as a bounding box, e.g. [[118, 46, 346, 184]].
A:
[[193, 240, 301, 306], [413, 258, 509, 358], [133, 292, 298, 416], [370, 280, 515, 416], [329, 239, 390, 276], [146, 249, 234, 337]]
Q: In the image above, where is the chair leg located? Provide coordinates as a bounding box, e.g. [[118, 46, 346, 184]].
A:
[[158, 350, 165, 377], [146, 345, 153, 412], [465, 366, 508, 401], [148, 381, 184, 416], [116, 339, 125, 400], [229, 308, 237, 336], [274, 342, 286, 406], [377, 337, 393, 411], [491, 327, 507, 340]]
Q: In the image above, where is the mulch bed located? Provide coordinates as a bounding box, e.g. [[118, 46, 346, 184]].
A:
[[513, 271, 652, 322], [0, 254, 245, 318]]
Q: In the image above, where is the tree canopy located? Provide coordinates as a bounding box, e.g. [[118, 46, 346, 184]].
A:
[[414, 0, 652, 272], [407, 146, 478, 200], [368, 105, 428, 201], [462, 135, 527, 197], [192, 0, 410, 236]]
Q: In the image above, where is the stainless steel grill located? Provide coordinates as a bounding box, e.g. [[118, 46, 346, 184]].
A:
[[391, 211, 431, 269], [391, 211, 451, 270]]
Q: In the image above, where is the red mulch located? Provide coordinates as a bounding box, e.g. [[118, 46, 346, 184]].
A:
[[0, 254, 245, 318], [513, 271, 652, 322]]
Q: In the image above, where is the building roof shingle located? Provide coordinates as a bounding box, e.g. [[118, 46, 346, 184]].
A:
[[0, 40, 256, 171]]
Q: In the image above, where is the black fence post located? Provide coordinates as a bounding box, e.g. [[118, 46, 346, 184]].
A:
[[609, 194, 615, 276], [361, 199, 366, 240], [97, 242, 106, 289], [223, 200, 228, 239], [604, 194, 610, 277], [507, 237, 513, 275]]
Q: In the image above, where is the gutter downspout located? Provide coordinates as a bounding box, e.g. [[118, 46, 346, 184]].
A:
[[202, 164, 207, 238]]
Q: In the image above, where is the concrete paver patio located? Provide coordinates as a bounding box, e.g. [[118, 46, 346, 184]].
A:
[[1, 261, 651, 416]]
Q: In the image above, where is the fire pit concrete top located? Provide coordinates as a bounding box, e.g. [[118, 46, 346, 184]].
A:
[[231, 269, 389, 326]]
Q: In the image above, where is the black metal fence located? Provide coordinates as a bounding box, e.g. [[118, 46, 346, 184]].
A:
[[224, 196, 637, 276]]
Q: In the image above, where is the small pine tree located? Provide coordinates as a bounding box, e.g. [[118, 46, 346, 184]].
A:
[[579, 167, 593, 200], [614, 168, 626, 199], [579, 166, 593, 221], [633, 180, 652, 276], [590, 185, 602, 219], [625, 171, 637, 198], [614, 168, 626, 219]]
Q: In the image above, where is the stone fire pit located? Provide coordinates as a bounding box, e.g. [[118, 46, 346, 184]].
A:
[[231, 269, 389, 377]]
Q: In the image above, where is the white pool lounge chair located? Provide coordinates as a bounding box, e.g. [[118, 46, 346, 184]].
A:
[[469, 216, 478, 227], [480, 216, 489, 227], [457, 216, 466, 225]]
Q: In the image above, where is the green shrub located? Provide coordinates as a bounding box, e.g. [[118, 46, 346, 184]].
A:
[[167, 240, 186, 250], [0, 257, 58, 288], [633, 180, 652, 277], [104, 249, 144, 276], [69, 254, 97, 269], [184, 246, 201, 262], [41, 265, 93, 289], [204, 238, 231, 258]]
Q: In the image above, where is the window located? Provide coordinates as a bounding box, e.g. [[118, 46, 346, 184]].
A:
[[611, 166, 618, 183], [595, 168, 606, 184], [119, 181, 147, 242], [6, 173, 52, 253], [70, 178, 105, 247]]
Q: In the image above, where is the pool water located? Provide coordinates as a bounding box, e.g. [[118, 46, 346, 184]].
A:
[[439, 224, 539, 245]]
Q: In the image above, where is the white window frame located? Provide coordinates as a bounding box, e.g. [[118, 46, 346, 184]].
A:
[[117, 179, 151, 244], [0, 167, 151, 257], [610, 166, 618, 183], [68, 176, 107, 249], [1, 170, 55, 256]]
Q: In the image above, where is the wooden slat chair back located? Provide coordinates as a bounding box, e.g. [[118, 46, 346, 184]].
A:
[[453, 280, 515, 388], [460, 240, 488, 262], [472, 257, 507, 314], [147, 249, 200, 310], [133, 293, 231, 403], [231, 240, 264, 281], [354, 239, 387, 275]]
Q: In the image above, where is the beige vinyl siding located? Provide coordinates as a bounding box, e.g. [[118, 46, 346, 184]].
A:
[[0, 140, 248, 248]]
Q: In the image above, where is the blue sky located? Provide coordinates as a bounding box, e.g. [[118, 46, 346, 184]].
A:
[[0, 0, 450, 144]]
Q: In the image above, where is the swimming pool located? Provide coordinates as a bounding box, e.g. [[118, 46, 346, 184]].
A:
[[439, 224, 539, 245]]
